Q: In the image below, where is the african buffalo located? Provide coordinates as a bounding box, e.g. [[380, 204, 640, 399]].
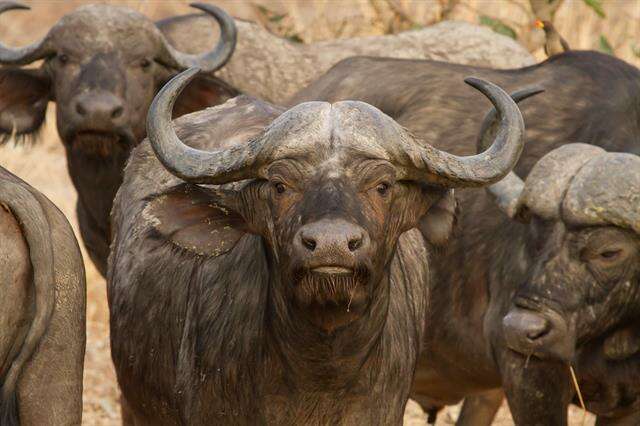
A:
[[0, 166, 85, 426], [157, 14, 534, 104], [0, 1, 237, 275], [411, 93, 640, 425], [291, 50, 640, 176], [108, 69, 525, 425]]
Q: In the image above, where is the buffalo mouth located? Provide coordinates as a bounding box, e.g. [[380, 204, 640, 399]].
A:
[[293, 266, 369, 311], [311, 266, 353, 275], [69, 130, 135, 158]]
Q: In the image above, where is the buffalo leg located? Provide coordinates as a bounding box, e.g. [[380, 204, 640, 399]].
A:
[[456, 389, 504, 426]]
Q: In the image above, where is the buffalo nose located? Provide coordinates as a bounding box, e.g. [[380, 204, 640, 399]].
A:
[[502, 306, 575, 362], [73, 93, 125, 124], [295, 218, 370, 261], [503, 309, 550, 343]]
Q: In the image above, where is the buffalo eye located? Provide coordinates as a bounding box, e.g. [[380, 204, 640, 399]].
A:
[[140, 58, 152, 69], [274, 182, 286, 194], [599, 249, 622, 260], [58, 53, 69, 65], [376, 182, 390, 196]]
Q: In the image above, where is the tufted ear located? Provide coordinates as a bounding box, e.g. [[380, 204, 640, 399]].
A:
[[144, 183, 248, 257], [0, 67, 51, 143], [418, 190, 458, 247], [172, 74, 239, 118]]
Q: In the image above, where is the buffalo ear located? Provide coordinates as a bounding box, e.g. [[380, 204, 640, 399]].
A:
[[0, 67, 51, 143], [170, 74, 239, 118], [144, 183, 248, 257], [418, 190, 458, 247]]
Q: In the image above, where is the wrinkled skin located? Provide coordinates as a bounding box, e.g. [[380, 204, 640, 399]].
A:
[[0, 166, 85, 426], [500, 223, 640, 425], [505, 225, 640, 362], [411, 194, 640, 426], [251, 155, 436, 331], [108, 73, 524, 424], [0, 4, 237, 275], [411, 151, 640, 425]]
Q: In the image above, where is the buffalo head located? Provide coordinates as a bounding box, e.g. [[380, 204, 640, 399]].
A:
[[478, 100, 640, 362], [0, 1, 236, 157], [146, 68, 525, 332]]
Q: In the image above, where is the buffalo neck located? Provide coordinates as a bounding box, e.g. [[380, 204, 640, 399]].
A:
[[64, 144, 130, 260], [65, 144, 130, 215], [265, 270, 392, 389], [253, 240, 425, 424]]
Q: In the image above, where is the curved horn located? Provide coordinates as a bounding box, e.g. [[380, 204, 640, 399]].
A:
[[156, 3, 237, 73], [410, 78, 526, 188], [476, 87, 544, 218], [0, 2, 53, 65], [476, 87, 544, 154], [147, 68, 260, 184]]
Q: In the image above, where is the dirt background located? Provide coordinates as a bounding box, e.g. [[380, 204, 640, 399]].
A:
[[2, 0, 638, 424]]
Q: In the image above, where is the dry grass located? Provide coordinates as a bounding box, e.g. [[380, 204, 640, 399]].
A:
[[1, 0, 631, 424]]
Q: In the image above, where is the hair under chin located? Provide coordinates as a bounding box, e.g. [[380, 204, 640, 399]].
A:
[[293, 268, 370, 308], [69, 131, 134, 160]]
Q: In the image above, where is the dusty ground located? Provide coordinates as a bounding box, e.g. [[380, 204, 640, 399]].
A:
[[2, 0, 634, 424]]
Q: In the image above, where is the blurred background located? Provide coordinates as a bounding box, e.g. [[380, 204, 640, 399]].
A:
[[1, 1, 637, 424]]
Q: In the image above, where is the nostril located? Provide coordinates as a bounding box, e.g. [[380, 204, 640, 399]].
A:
[[504, 310, 551, 345], [301, 235, 316, 251], [111, 106, 124, 119], [516, 315, 551, 342], [348, 236, 362, 252], [76, 102, 87, 116], [526, 324, 550, 341]]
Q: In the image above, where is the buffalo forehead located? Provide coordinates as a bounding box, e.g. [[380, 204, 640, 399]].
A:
[[562, 153, 640, 234], [521, 143, 605, 219], [50, 5, 158, 54], [258, 101, 403, 162]]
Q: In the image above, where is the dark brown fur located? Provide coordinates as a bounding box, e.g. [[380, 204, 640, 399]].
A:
[[291, 50, 640, 176]]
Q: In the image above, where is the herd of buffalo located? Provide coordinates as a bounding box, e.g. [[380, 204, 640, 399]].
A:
[[0, 2, 638, 425]]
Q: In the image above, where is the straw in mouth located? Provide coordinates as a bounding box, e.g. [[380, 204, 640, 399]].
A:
[[569, 365, 587, 426]]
